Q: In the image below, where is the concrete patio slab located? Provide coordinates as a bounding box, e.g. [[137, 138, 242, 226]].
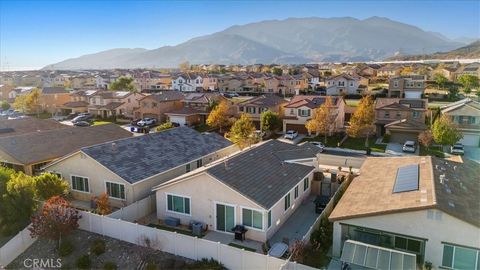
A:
[[203, 231, 264, 253], [269, 195, 320, 245]]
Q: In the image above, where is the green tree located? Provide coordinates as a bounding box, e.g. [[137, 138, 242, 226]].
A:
[[0, 172, 37, 235], [305, 96, 336, 144], [271, 67, 283, 76], [156, 122, 174, 132], [228, 113, 256, 149], [432, 115, 463, 146], [13, 88, 41, 114], [347, 95, 375, 148], [109, 76, 136, 92], [206, 100, 231, 133], [33, 173, 69, 201], [458, 74, 479, 93], [260, 110, 281, 133], [0, 167, 16, 233], [1, 101, 10, 111], [433, 73, 448, 90]]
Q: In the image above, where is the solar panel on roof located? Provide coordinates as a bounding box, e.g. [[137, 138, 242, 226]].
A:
[[393, 164, 419, 193]]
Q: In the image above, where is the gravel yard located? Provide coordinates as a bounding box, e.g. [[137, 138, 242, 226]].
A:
[[7, 229, 194, 270]]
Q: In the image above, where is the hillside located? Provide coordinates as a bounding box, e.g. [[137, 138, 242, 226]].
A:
[[386, 40, 480, 61], [43, 16, 465, 70]]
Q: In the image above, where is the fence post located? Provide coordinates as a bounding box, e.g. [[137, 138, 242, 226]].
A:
[[194, 237, 198, 260], [174, 232, 177, 256], [217, 242, 221, 261], [101, 215, 105, 236]]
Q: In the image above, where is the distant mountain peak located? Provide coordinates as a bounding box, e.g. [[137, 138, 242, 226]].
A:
[[43, 16, 465, 70]]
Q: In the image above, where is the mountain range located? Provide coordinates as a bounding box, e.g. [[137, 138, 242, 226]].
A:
[[386, 40, 480, 61], [43, 16, 470, 70]]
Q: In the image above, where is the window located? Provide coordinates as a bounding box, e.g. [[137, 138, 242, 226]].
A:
[[298, 109, 310, 117], [106, 182, 125, 200], [396, 112, 401, 118], [284, 193, 291, 211], [239, 106, 244, 112], [242, 208, 263, 230], [71, 176, 89, 192], [394, 236, 421, 253], [442, 244, 479, 269], [167, 194, 190, 215], [290, 109, 294, 115], [303, 178, 309, 191], [394, 81, 399, 87], [186, 164, 191, 173], [412, 111, 420, 118], [152, 102, 158, 108], [267, 210, 272, 228], [384, 112, 390, 118], [294, 186, 299, 199], [196, 159, 203, 168]]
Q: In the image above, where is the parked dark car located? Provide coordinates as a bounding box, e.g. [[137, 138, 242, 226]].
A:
[[72, 113, 93, 123], [73, 121, 91, 127]]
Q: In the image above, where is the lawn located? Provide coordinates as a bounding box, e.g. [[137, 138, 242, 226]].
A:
[[92, 120, 113, 126], [420, 145, 445, 158], [228, 243, 256, 252], [345, 99, 360, 107], [194, 123, 216, 133], [304, 134, 386, 153]]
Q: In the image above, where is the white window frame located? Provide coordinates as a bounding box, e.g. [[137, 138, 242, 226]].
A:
[[70, 174, 90, 193], [294, 185, 299, 199], [284, 193, 291, 212], [442, 243, 480, 269], [213, 201, 237, 233], [240, 206, 264, 231], [48, 171, 62, 179], [166, 192, 192, 216], [105, 181, 126, 201]]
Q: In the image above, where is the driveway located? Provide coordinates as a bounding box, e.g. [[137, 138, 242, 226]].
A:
[[385, 143, 418, 156], [464, 146, 480, 163], [277, 134, 306, 145]]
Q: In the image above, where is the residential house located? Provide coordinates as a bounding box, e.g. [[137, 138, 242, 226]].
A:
[[440, 98, 480, 146], [59, 90, 97, 114], [172, 74, 204, 92], [152, 140, 321, 242], [237, 95, 287, 128], [88, 91, 144, 118], [218, 76, 244, 92], [133, 91, 184, 122], [44, 127, 237, 208], [456, 63, 480, 79], [202, 74, 219, 91], [326, 74, 366, 96], [165, 92, 227, 126], [282, 95, 345, 134], [374, 98, 428, 142], [0, 124, 131, 175], [377, 65, 402, 78], [330, 156, 480, 269], [0, 118, 67, 138], [38, 87, 71, 113], [388, 75, 426, 98], [7, 86, 35, 101]]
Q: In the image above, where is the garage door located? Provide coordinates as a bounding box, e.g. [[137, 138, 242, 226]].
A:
[[286, 124, 308, 134], [459, 134, 480, 146], [168, 115, 186, 126], [405, 91, 422, 99], [389, 131, 418, 144]]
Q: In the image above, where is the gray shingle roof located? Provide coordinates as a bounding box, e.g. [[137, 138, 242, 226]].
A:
[[81, 127, 233, 184], [206, 140, 319, 209], [432, 158, 480, 227], [42, 87, 68, 94]]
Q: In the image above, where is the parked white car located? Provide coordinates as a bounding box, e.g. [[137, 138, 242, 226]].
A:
[[451, 143, 464, 155], [310, 141, 325, 152], [284, 130, 298, 140], [137, 118, 156, 127], [402, 141, 417, 153]]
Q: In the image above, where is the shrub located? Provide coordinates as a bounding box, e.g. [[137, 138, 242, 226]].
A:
[[382, 134, 390, 143], [58, 240, 74, 257], [90, 239, 106, 255], [103, 261, 117, 270], [76, 255, 91, 270], [188, 258, 224, 270], [310, 216, 333, 252], [145, 262, 157, 270]]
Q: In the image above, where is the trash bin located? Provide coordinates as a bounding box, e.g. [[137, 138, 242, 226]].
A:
[[192, 222, 203, 237], [331, 172, 337, 183], [366, 148, 372, 155]]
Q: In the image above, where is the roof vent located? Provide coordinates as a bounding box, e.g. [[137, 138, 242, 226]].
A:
[[439, 174, 445, 184], [111, 142, 117, 152], [448, 202, 455, 208]]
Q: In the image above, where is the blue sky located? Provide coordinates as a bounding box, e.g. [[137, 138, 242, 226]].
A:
[[0, 0, 479, 70]]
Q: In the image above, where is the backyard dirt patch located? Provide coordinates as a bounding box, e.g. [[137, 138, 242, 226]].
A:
[[7, 229, 194, 270]]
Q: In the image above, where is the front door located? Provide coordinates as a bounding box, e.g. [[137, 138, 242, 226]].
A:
[[216, 203, 235, 233]]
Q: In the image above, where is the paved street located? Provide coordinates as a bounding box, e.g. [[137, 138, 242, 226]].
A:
[[318, 152, 366, 169]]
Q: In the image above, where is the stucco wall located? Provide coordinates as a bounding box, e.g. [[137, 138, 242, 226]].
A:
[[332, 209, 480, 268]]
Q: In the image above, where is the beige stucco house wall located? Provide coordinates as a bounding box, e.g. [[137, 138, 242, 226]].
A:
[[332, 209, 480, 269]]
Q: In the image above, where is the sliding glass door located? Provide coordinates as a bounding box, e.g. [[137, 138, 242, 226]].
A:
[[216, 203, 235, 232]]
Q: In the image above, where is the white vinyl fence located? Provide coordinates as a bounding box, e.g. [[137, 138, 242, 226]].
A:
[[80, 211, 289, 270], [108, 194, 156, 222], [0, 225, 36, 267]]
